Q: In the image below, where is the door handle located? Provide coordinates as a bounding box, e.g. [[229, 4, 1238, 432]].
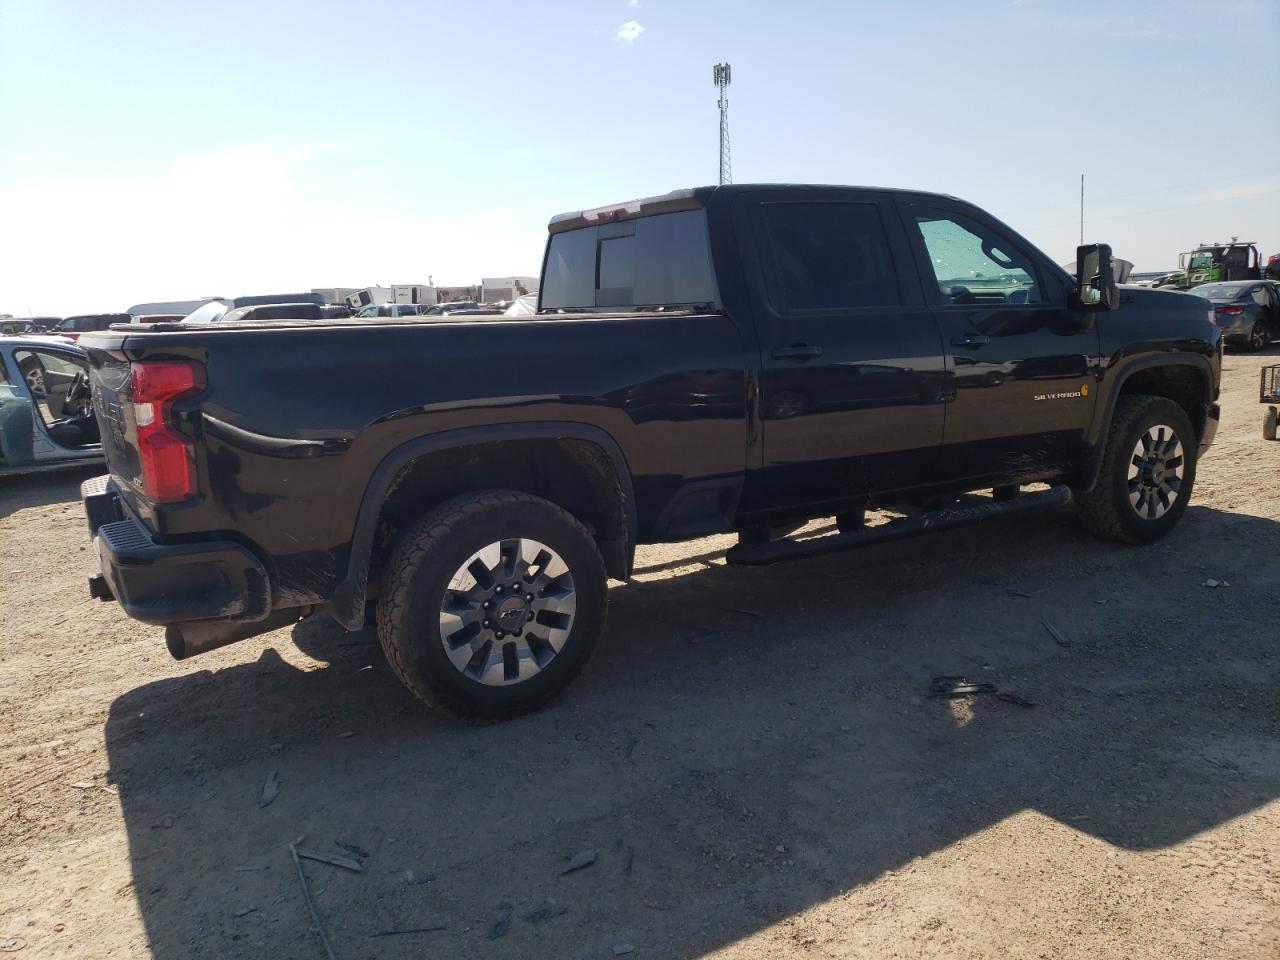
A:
[[771, 343, 823, 361], [950, 334, 990, 348]]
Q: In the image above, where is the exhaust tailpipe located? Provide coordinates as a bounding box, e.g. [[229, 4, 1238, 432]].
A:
[[165, 606, 311, 660]]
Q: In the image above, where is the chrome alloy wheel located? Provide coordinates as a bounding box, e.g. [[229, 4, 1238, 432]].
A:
[[438, 539, 577, 686], [1127, 424, 1183, 520]]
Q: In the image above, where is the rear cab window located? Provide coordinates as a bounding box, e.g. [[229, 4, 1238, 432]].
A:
[[541, 209, 719, 312]]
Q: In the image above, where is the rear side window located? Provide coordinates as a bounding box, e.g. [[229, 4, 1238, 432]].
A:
[[757, 201, 901, 311], [541, 209, 717, 312]]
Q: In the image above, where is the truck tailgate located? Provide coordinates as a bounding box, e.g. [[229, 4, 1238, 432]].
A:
[[88, 351, 143, 490]]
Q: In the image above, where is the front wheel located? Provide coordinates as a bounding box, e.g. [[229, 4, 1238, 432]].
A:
[[1075, 395, 1198, 544], [376, 490, 608, 721]]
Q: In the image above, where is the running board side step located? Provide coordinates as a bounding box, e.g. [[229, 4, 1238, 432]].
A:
[[725, 484, 1073, 566]]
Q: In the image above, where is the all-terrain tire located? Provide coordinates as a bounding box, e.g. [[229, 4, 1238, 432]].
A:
[[1075, 395, 1197, 545], [376, 490, 608, 721]]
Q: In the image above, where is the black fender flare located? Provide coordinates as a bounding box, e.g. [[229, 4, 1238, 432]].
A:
[[1075, 351, 1214, 492], [327, 421, 637, 630]]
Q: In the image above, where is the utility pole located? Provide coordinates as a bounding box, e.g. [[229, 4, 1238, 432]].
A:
[[713, 63, 732, 185]]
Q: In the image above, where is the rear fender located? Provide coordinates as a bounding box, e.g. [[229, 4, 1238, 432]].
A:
[[327, 422, 636, 630]]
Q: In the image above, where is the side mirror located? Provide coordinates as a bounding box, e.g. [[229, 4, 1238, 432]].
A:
[[1076, 243, 1118, 310]]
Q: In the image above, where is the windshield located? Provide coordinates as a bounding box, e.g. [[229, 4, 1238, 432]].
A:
[[181, 301, 229, 324], [1187, 253, 1215, 270], [1192, 282, 1250, 301]]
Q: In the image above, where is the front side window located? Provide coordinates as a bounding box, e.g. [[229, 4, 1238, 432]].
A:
[[912, 207, 1043, 306], [758, 201, 900, 311]]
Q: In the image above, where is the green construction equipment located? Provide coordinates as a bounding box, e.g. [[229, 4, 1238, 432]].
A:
[[1153, 239, 1262, 289]]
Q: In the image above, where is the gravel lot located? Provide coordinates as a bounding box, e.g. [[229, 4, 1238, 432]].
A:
[[2, 348, 1278, 960]]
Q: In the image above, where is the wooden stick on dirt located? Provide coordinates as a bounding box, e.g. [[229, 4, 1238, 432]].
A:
[[289, 836, 338, 960]]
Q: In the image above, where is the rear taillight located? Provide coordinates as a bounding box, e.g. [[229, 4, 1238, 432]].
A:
[[130, 361, 205, 502], [1215, 306, 1245, 316]]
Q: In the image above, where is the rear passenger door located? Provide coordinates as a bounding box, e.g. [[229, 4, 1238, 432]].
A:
[[898, 200, 1097, 483], [741, 190, 947, 510]]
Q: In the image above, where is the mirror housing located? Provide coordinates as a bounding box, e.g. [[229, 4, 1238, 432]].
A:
[[1076, 243, 1118, 310]]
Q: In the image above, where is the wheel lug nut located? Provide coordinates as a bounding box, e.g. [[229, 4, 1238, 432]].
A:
[[526, 593, 534, 602], [495, 586, 503, 594], [495, 630, 505, 639], [482, 601, 491, 609], [483, 619, 491, 628]]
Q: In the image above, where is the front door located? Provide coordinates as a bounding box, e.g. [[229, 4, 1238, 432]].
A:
[[740, 191, 948, 512], [899, 201, 1098, 484]]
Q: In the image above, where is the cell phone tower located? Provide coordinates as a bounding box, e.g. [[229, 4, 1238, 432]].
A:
[[713, 62, 732, 185]]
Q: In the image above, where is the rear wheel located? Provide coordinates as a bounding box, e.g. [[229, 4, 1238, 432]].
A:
[[1249, 321, 1268, 352], [376, 490, 608, 721], [1076, 395, 1197, 544]]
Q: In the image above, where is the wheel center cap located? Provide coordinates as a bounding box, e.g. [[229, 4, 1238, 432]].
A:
[[495, 596, 529, 630]]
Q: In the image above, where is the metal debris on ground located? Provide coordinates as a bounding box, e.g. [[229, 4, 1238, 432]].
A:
[[259, 770, 280, 808], [486, 902, 513, 940], [1203, 578, 1230, 588], [295, 847, 365, 873], [371, 926, 447, 938], [560, 848, 598, 875], [1042, 620, 1072, 648], [929, 676, 1036, 708], [288, 837, 338, 960], [0, 938, 26, 953]]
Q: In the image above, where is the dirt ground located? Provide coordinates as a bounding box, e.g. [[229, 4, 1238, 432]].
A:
[[2, 349, 1278, 960]]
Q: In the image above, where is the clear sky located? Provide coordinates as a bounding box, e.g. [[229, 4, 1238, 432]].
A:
[[2, 0, 1278, 316]]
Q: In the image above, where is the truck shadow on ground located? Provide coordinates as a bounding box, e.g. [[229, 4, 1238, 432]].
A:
[[0, 463, 101, 520], [103, 503, 1280, 959]]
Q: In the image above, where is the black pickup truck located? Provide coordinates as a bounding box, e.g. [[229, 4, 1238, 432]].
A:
[[79, 184, 1222, 720]]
